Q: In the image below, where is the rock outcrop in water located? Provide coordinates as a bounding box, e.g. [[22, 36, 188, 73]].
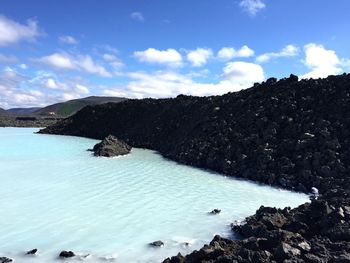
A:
[[0, 257, 12, 263], [26, 248, 37, 255], [59, 250, 75, 258], [92, 135, 131, 157], [149, 240, 164, 247], [39, 73, 350, 262]]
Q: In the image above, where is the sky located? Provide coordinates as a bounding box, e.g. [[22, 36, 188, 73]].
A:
[[0, 0, 350, 108]]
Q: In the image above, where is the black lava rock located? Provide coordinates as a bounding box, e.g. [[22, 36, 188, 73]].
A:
[[26, 248, 38, 255], [209, 209, 221, 214], [149, 240, 164, 247], [0, 257, 12, 263], [59, 251, 75, 258], [92, 135, 131, 157]]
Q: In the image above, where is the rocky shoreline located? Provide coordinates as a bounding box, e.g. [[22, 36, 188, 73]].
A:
[[0, 115, 60, 128], [39, 74, 350, 262]]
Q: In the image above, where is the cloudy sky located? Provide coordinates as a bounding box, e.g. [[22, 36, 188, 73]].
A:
[[0, 0, 349, 108]]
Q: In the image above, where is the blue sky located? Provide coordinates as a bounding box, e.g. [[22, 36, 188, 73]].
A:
[[0, 0, 349, 108]]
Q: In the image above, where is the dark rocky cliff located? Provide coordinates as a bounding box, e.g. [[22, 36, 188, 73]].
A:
[[40, 73, 350, 195]]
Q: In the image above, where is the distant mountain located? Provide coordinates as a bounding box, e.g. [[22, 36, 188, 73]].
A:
[[0, 107, 8, 115], [7, 107, 41, 115], [34, 96, 127, 117]]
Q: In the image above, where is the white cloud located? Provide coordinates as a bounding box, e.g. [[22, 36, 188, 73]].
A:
[[37, 53, 76, 70], [256, 44, 299, 63], [301, 43, 343, 79], [239, 0, 266, 16], [103, 61, 264, 99], [78, 55, 111, 77], [75, 84, 89, 94], [0, 15, 41, 46], [59, 35, 78, 45], [0, 54, 18, 63], [130, 12, 144, 22], [45, 78, 58, 89], [222, 61, 264, 85], [0, 67, 92, 108], [134, 48, 183, 67], [103, 54, 117, 62], [217, 45, 254, 61], [36, 52, 112, 77], [19, 64, 27, 69], [103, 53, 124, 70], [187, 48, 213, 67], [0, 68, 44, 108]]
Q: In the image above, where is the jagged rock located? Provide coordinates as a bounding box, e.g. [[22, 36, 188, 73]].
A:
[[92, 135, 131, 157], [209, 209, 221, 214], [274, 242, 301, 260], [0, 258, 12, 263], [26, 248, 37, 255], [149, 240, 164, 247], [333, 253, 350, 263], [59, 251, 75, 258]]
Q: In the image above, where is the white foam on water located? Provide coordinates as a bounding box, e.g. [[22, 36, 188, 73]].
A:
[[0, 128, 309, 262]]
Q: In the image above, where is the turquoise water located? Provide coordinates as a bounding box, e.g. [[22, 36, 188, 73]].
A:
[[0, 128, 308, 263]]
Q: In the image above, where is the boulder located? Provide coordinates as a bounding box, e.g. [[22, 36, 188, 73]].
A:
[[26, 248, 38, 255], [209, 209, 221, 215], [59, 251, 75, 258], [274, 242, 301, 261], [92, 135, 131, 157], [149, 240, 164, 247], [0, 257, 12, 263]]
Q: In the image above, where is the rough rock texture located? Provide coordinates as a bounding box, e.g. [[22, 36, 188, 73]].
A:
[[149, 240, 165, 247], [39, 73, 350, 262], [0, 257, 12, 263], [163, 193, 350, 262], [59, 250, 75, 258], [26, 248, 37, 255], [92, 135, 131, 157]]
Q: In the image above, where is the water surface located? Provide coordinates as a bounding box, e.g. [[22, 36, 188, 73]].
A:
[[0, 128, 308, 262]]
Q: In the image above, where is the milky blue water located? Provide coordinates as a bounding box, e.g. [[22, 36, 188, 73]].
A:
[[0, 128, 308, 263]]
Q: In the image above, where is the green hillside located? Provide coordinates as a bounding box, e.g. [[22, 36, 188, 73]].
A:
[[34, 96, 127, 117]]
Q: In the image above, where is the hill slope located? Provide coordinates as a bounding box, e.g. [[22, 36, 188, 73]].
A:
[[34, 96, 127, 117], [0, 107, 8, 115], [7, 107, 41, 115]]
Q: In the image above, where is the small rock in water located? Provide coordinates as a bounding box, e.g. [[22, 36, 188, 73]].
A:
[[78, 254, 91, 260], [59, 251, 75, 258], [209, 209, 221, 214], [92, 135, 131, 157], [149, 240, 164, 247], [26, 248, 38, 255], [0, 257, 13, 263]]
